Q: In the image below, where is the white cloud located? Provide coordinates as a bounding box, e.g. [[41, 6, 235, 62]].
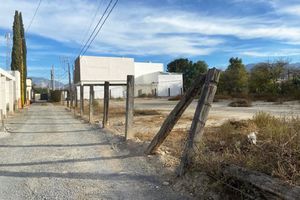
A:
[[0, 0, 300, 58], [240, 49, 300, 57]]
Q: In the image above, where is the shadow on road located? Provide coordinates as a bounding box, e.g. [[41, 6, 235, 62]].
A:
[[0, 154, 140, 167], [0, 142, 108, 148], [0, 170, 160, 183]]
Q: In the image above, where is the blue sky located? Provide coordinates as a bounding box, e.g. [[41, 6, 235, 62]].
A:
[[1, 0, 300, 83]]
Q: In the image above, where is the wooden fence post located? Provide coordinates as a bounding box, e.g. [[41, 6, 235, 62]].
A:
[[145, 74, 206, 154], [74, 87, 77, 116], [125, 75, 134, 140], [70, 89, 73, 109], [89, 85, 94, 123], [80, 85, 84, 117], [103, 81, 109, 128], [75, 87, 78, 108], [178, 68, 220, 176], [67, 90, 70, 108]]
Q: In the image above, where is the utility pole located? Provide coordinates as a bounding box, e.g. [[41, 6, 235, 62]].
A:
[[50, 66, 55, 91], [67, 62, 72, 108], [5, 33, 11, 70]]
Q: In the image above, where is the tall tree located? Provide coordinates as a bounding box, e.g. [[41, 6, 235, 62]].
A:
[[11, 11, 22, 71], [167, 58, 208, 91], [19, 12, 27, 104], [11, 10, 27, 107]]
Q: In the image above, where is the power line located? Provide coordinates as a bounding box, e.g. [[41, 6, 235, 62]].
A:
[[26, 0, 42, 32], [81, 0, 118, 56], [72, 0, 103, 59], [77, 0, 114, 58], [77, 0, 118, 58]]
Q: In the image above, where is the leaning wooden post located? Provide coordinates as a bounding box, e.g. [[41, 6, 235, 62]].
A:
[[125, 75, 134, 140], [178, 68, 220, 176], [89, 85, 94, 123], [80, 85, 84, 117], [103, 81, 109, 128], [145, 74, 206, 154]]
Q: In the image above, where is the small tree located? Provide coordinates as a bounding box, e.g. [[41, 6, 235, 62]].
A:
[[221, 57, 249, 95], [249, 61, 286, 96]]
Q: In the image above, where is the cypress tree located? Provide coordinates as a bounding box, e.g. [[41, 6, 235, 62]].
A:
[[11, 10, 27, 107], [19, 12, 27, 105], [11, 11, 22, 71]]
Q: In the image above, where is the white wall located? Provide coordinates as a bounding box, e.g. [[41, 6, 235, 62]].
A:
[[135, 72, 159, 85], [75, 56, 135, 85], [158, 73, 183, 96], [0, 68, 20, 117], [134, 62, 163, 78], [76, 85, 125, 99], [73, 56, 183, 98], [26, 79, 32, 101]]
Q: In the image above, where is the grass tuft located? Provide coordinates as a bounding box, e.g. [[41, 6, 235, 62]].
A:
[[195, 112, 300, 186]]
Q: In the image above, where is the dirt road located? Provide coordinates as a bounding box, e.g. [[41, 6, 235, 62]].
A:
[[0, 103, 189, 200]]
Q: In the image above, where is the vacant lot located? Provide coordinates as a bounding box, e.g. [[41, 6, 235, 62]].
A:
[[79, 98, 300, 159], [72, 98, 300, 197]]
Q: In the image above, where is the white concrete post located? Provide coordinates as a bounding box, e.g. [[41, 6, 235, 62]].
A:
[[0, 77, 7, 117], [0, 76, 2, 115], [8, 79, 14, 113]]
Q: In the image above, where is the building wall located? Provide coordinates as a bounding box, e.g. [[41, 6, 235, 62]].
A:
[[0, 68, 20, 117], [26, 79, 32, 101], [157, 74, 183, 96], [73, 56, 182, 98], [75, 56, 135, 85], [76, 85, 125, 99], [134, 62, 163, 78], [135, 72, 159, 85]]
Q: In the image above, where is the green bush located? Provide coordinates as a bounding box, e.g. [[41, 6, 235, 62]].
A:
[[50, 90, 62, 102]]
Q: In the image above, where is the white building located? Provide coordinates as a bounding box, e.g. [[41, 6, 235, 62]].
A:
[[26, 78, 33, 102], [74, 56, 183, 98], [0, 68, 21, 117]]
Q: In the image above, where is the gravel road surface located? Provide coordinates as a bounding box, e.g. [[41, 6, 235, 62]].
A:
[[0, 103, 190, 200]]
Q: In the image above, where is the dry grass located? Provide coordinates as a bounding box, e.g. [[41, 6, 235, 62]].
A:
[[228, 99, 252, 107], [77, 99, 299, 186], [134, 109, 161, 116], [196, 112, 300, 186]]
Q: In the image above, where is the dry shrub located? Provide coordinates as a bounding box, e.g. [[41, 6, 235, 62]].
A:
[[228, 99, 252, 107], [196, 112, 300, 186], [214, 94, 232, 100], [134, 109, 161, 116], [168, 95, 182, 101]]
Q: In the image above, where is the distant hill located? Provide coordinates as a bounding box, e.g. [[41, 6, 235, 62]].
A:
[[30, 77, 65, 89]]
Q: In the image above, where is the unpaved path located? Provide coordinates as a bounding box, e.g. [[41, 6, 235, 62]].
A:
[[0, 103, 189, 200]]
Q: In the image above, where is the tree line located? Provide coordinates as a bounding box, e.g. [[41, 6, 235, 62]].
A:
[[11, 10, 27, 107], [167, 57, 300, 100]]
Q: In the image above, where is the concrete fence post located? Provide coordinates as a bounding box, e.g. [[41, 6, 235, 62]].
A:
[[80, 85, 84, 117], [103, 81, 109, 128], [0, 77, 7, 117], [89, 85, 94, 123], [125, 75, 134, 140], [0, 110, 4, 132], [8, 80, 14, 114]]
